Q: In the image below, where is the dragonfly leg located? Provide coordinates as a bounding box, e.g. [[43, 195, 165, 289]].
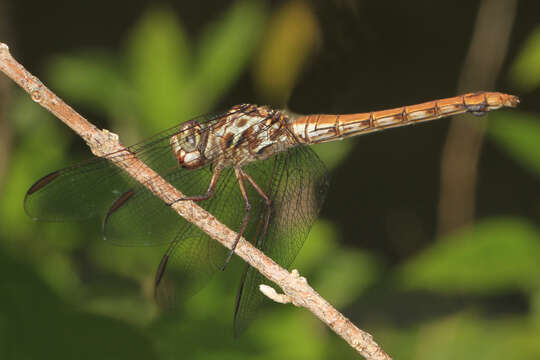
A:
[[222, 169, 272, 270], [171, 168, 221, 204], [241, 170, 271, 249], [222, 168, 252, 270]]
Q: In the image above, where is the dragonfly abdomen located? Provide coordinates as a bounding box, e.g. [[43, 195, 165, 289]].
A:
[[289, 92, 519, 144]]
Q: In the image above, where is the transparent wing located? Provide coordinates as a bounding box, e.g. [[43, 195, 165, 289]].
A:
[[233, 146, 329, 335], [100, 165, 215, 246], [25, 158, 132, 221], [24, 105, 327, 331], [150, 146, 327, 323], [24, 105, 273, 230], [152, 167, 242, 305], [23, 111, 226, 223], [24, 106, 260, 229]]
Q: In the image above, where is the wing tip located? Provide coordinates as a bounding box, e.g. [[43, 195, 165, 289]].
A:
[[102, 189, 136, 233], [26, 171, 61, 196]]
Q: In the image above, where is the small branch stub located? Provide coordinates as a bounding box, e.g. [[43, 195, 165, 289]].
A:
[[260, 284, 292, 304], [260, 269, 309, 307], [0, 43, 9, 56], [94, 129, 121, 157]]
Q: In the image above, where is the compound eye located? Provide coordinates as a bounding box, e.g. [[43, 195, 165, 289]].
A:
[[183, 132, 198, 151], [178, 121, 201, 152]]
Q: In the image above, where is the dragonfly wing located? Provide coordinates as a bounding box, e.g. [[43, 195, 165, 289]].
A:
[[153, 167, 246, 306], [233, 145, 329, 335], [101, 163, 217, 246], [23, 129, 180, 223], [101, 104, 293, 245], [23, 143, 183, 243], [154, 228, 227, 307], [24, 108, 249, 223], [25, 158, 134, 221]]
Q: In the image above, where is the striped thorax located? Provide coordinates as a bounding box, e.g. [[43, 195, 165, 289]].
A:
[[170, 104, 297, 170]]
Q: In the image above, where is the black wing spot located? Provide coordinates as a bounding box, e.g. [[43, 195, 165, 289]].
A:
[[154, 254, 169, 288], [103, 189, 135, 233], [26, 171, 61, 195]]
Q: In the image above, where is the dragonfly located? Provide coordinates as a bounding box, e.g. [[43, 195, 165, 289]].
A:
[[25, 91, 519, 334]]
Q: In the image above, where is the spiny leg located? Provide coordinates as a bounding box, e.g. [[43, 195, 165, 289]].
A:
[[222, 168, 252, 270], [241, 170, 271, 249], [222, 168, 272, 270], [170, 167, 221, 204]]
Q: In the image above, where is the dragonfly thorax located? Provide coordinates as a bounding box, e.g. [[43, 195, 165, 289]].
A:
[[170, 104, 297, 171]]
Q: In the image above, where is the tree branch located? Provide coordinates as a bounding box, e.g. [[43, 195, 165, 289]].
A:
[[0, 42, 391, 360]]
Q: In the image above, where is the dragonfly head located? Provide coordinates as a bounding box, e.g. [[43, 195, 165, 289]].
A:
[[170, 120, 205, 169]]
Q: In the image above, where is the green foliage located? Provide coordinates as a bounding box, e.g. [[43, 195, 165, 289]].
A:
[[294, 221, 382, 307], [411, 313, 540, 360], [252, 0, 319, 105], [312, 140, 356, 171], [489, 22, 540, 180], [193, 1, 265, 110], [532, 290, 540, 327], [0, 249, 158, 360], [127, 7, 192, 131], [314, 249, 381, 308], [397, 218, 540, 294], [48, 1, 265, 137], [47, 52, 131, 116], [488, 111, 540, 177], [510, 25, 540, 92]]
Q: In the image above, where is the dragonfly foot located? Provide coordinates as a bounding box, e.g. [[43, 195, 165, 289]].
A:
[[221, 233, 242, 271], [221, 250, 233, 271], [168, 195, 207, 206]]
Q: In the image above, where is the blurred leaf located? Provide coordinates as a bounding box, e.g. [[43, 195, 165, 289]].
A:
[[89, 240, 165, 280], [488, 111, 540, 177], [314, 249, 382, 308], [47, 52, 132, 116], [510, 25, 540, 92], [294, 221, 381, 308], [253, 0, 319, 104], [371, 326, 418, 360], [126, 1, 266, 133], [150, 311, 250, 360], [193, 0, 266, 109], [532, 289, 540, 328], [414, 313, 540, 360], [38, 252, 82, 298], [45, 53, 142, 142], [397, 218, 540, 294], [127, 7, 191, 132], [0, 249, 157, 360], [312, 140, 355, 170], [0, 96, 69, 240], [293, 220, 339, 271], [84, 295, 157, 327], [250, 310, 328, 360], [153, 310, 329, 360]]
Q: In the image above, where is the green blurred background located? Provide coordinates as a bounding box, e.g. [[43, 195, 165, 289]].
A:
[[0, 0, 539, 359]]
